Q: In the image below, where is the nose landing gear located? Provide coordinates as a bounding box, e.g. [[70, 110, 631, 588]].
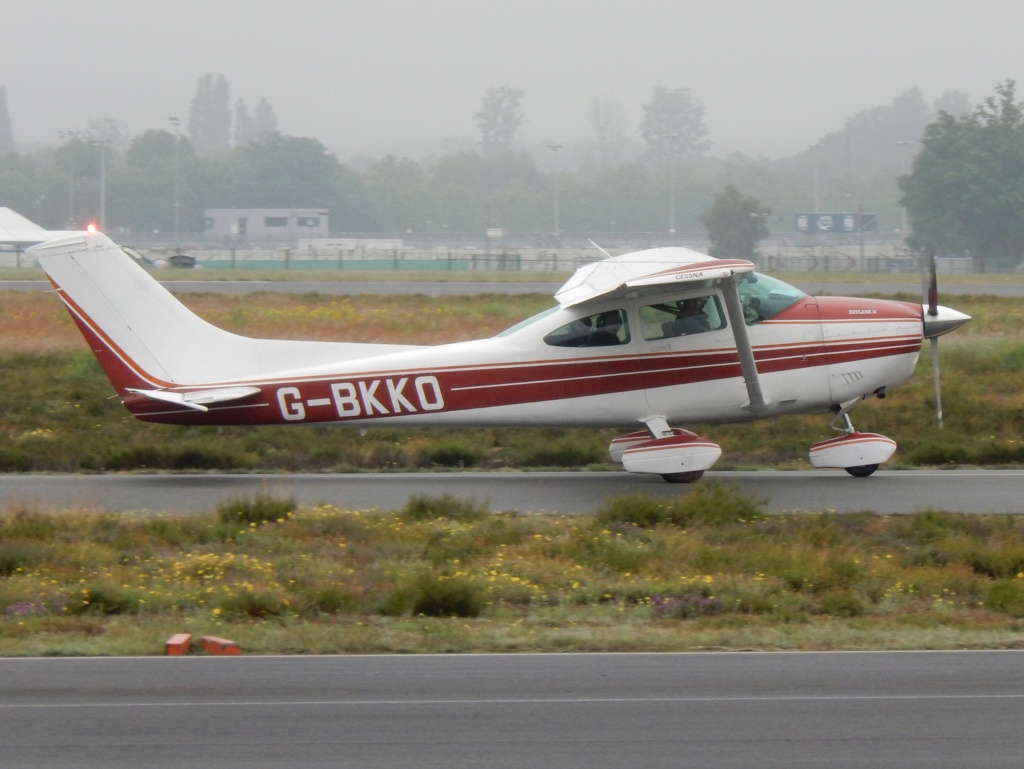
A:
[[809, 412, 897, 478]]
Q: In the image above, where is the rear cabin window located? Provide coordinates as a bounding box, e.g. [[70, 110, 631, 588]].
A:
[[639, 295, 725, 341], [544, 309, 631, 348]]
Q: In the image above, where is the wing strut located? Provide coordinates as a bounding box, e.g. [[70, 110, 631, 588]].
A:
[[720, 276, 768, 413]]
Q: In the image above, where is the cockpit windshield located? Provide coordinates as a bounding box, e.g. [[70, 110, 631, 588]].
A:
[[737, 273, 805, 324]]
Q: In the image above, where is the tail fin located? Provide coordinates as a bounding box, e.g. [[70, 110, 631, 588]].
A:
[[28, 233, 414, 394]]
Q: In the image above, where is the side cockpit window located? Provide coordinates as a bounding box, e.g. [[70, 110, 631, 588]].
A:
[[640, 295, 725, 341], [544, 309, 631, 348]]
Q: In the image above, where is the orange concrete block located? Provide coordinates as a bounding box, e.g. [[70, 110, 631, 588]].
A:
[[201, 635, 241, 655], [165, 633, 192, 656]]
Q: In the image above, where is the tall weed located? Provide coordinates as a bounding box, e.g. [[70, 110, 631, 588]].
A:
[[595, 482, 764, 529]]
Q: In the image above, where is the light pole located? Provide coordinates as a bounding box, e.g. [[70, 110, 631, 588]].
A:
[[548, 143, 562, 243], [168, 116, 181, 252], [93, 139, 110, 231], [58, 130, 82, 228], [658, 133, 680, 236]]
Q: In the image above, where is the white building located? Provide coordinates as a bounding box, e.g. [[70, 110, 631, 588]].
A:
[[203, 208, 329, 245]]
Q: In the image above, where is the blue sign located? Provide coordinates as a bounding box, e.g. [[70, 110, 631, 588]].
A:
[[795, 213, 876, 234]]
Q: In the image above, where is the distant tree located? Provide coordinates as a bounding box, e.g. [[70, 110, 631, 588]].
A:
[[0, 86, 13, 154], [363, 154, 429, 232], [933, 90, 972, 118], [900, 81, 1024, 271], [589, 96, 627, 168], [428, 151, 490, 232], [253, 98, 277, 136], [118, 129, 198, 235], [796, 88, 934, 182], [476, 85, 523, 156], [0, 152, 39, 218], [701, 185, 770, 260], [233, 99, 256, 147], [229, 132, 340, 208], [577, 161, 665, 233], [234, 97, 278, 147], [188, 74, 231, 155], [639, 84, 709, 164]]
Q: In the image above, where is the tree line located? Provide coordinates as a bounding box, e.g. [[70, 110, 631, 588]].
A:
[[2, 79, 1024, 270]]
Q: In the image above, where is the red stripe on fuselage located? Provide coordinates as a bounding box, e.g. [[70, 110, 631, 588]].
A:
[[52, 285, 170, 392], [132, 332, 922, 425]]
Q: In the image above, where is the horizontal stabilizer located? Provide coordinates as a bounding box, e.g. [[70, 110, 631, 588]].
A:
[[126, 386, 262, 413]]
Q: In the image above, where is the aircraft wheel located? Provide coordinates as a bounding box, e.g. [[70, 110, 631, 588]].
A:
[[660, 470, 705, 483], [844, 463, 879, 478]]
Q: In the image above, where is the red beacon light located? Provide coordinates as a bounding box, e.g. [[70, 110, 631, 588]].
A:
[[86, 223, 98, 233]]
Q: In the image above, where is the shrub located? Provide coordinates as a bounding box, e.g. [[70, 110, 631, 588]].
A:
[[102, 445, 167, 470], [168, 444, 254, 471], [651, 591, 724, 619], [216, 589, 290, 619], [424, 443, 479, 468], [595, 482, 763, 529], [819, 590, 866, 617], [68, 583, 142, 615], [0, 542, 47, 576], [300, 586, 360, 616], [379, 571, 484, 618], [1, 509, 58, 540], [410, 576, 484, 618], [400, 493, 489, 522], [986, 581, 1024, 617], [216, 493, 295, 526], [594, 495, 669, 528], [517, 438, 600, 468]]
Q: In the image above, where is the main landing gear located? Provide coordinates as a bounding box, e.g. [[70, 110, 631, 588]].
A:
[[608, 417, 723, 483], [809, 412, 897, 478]]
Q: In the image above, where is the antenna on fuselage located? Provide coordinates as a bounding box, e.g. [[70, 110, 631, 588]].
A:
[[588, 239, 613, 259]]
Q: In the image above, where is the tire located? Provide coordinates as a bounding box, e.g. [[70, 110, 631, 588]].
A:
[[660, 470, 705, 483], [844, 463, 879, 478]]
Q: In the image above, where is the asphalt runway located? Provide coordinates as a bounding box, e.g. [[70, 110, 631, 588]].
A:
[[1, 651, 1021, 768], [3, 470, 1024, 515]]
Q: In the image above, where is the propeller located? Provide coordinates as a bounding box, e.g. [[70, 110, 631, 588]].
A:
[[921, 252, 971, 428], [926, 253, 943, 429]]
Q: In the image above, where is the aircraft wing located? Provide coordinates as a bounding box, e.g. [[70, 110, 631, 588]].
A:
[[555, 247, 754, 307]]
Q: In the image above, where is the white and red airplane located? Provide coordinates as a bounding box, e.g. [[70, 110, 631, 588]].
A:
[[28, 231, 969, 482]]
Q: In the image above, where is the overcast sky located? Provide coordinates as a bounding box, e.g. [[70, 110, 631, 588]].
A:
[[5, 0, 1024, 159]]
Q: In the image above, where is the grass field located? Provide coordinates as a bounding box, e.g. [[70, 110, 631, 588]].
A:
[[2, 488, 1023, 656], [1, 285, 1023, 655]]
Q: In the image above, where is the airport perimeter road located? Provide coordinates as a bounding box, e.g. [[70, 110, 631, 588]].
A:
[[4, 278, 1024, 297], [3, 470, 1024, 515], [0, 651, 1021, 768]]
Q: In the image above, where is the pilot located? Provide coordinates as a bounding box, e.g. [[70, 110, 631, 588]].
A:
[[667, 297, 711, 336], [744, 296, 764, 324], [588, 311, 624, 346]]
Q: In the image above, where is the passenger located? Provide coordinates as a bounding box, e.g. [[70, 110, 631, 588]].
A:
[[589, 311, 623, 346], [667, 297, 711, 336]]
